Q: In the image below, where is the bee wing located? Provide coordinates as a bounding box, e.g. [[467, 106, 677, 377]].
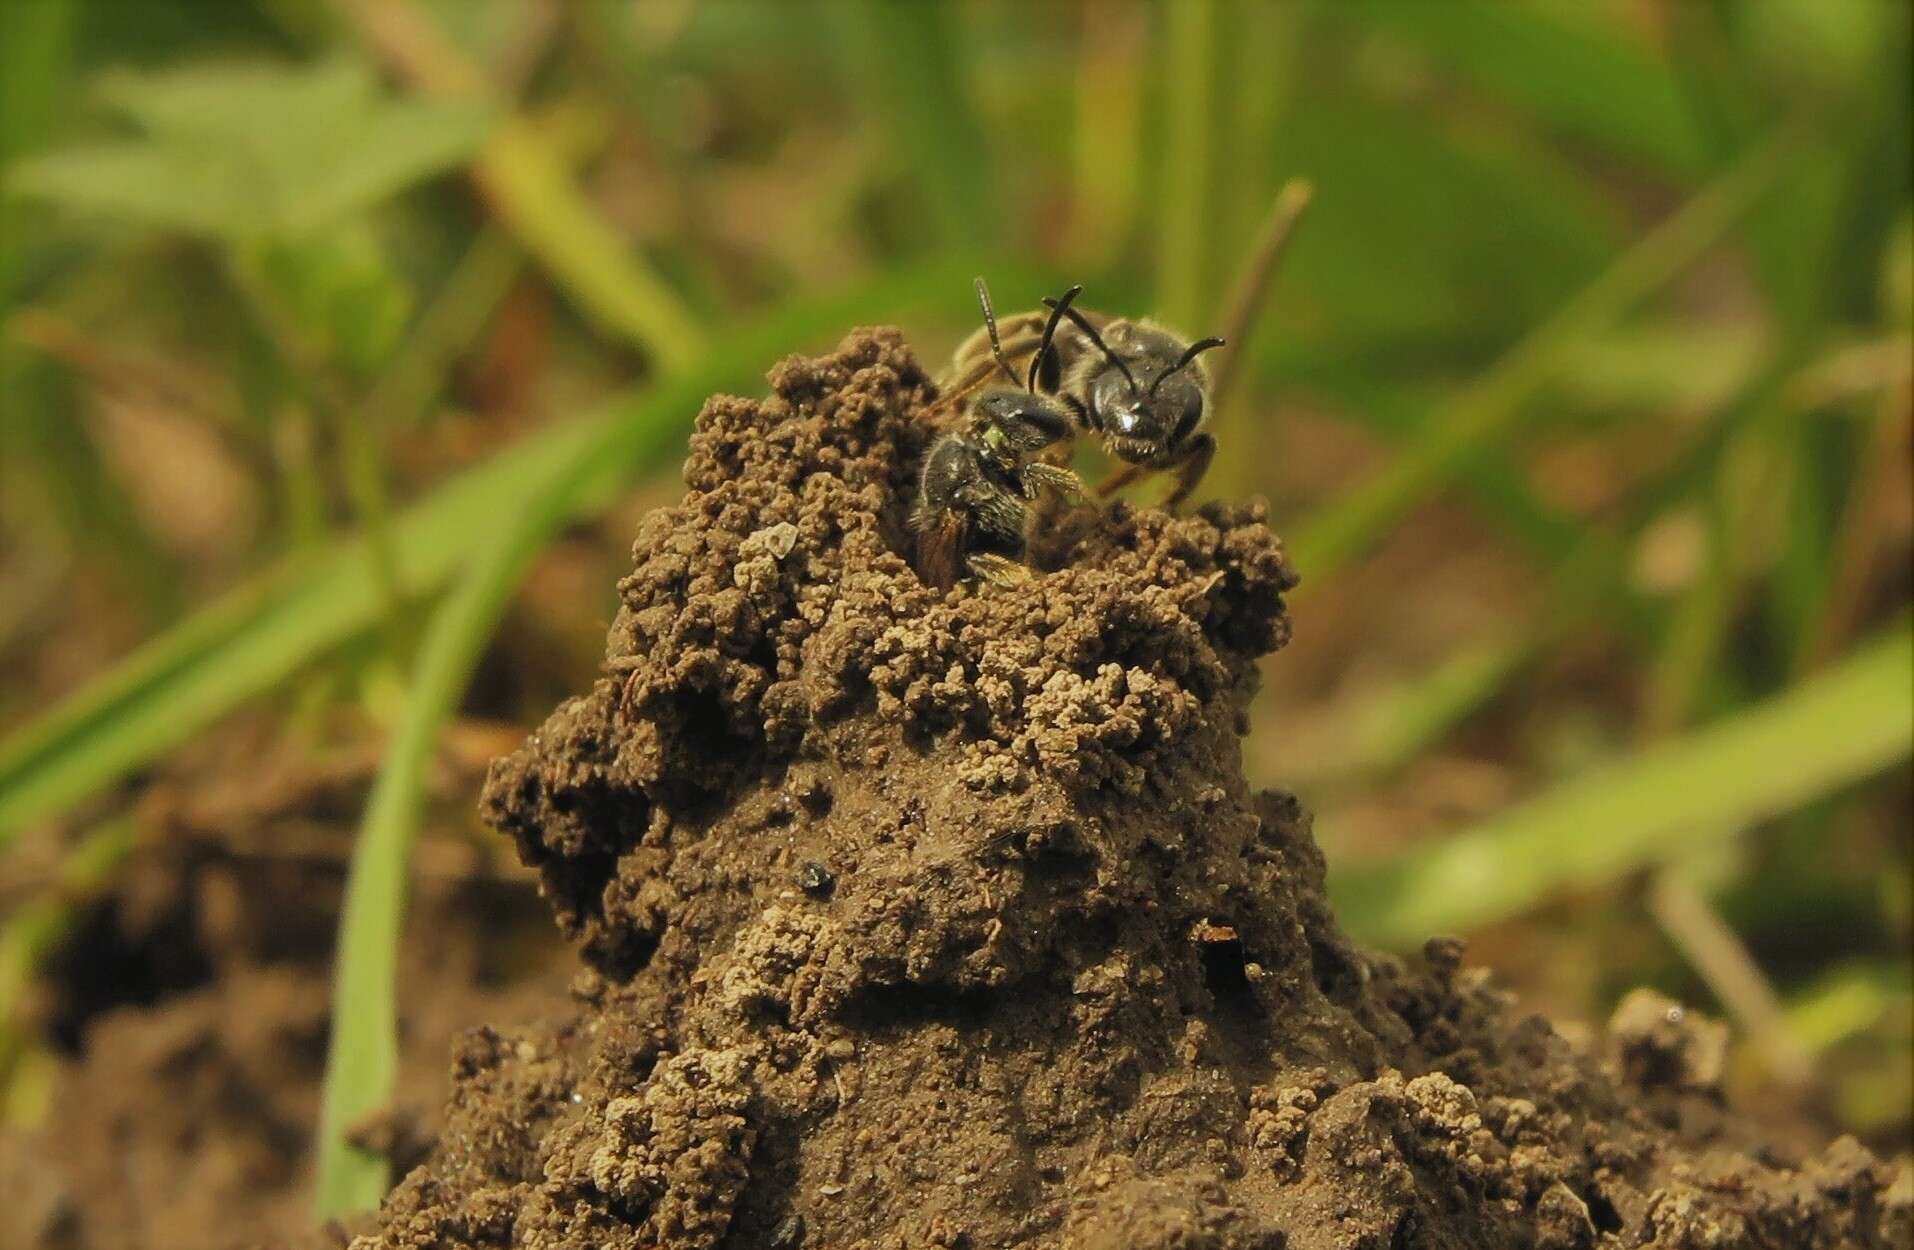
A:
[[1027, 305, 1114, 394], [944, 310, 1049, 384], [925, 367, 993, 427], [1060, 306, 1115, 331], [914, 509, 968, 591], [943, 306, 1110, 397], [1046, 303, 1114, 343]]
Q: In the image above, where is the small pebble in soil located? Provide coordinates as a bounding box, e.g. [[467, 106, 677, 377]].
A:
[[797, 861, 835, 896]]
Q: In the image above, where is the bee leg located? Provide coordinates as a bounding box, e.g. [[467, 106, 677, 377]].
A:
[[1020, 461, 1088, 506], [1095, 462, 1150, 499], [1162, 432, 1216, 513], [967, 553, 1032, 586]]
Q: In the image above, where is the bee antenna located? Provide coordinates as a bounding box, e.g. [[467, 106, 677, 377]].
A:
[[1028, 284, 1082, 392], [974, 276, 1020, 387], [1149, 337, 1226, 397], [1042, 297, 1138, 391]]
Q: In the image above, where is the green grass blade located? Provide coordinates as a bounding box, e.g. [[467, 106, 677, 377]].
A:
[[1356, 0, 1706, 176], [1287, 125, 1799, 591], [1156, 0, 1219, 329], [0, 262, 981, 847], [312, 429, 617, 1216], [373, 225, 523, 431], [0, 422, 579, 845], [0, 0, 74, 296], [0, 0, 73, 167], [839, 0, 996, 252], [1786, 961, 1905, 1054], [1302, 633, 1535, 790], [1330, 621, 1914, 948], [336, 0, 704, 368], [475, 116, 706, 368]]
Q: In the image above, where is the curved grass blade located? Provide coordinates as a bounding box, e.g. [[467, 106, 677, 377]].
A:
[[1288, 124, 1801, 593], [1355, 0, 1707, 177], [1330, 621, 1914, 948], [474, 117, 706, 368], [312, 439, 601, 1216]]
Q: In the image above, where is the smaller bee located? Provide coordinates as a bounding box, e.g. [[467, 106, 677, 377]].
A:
[[912, 280, 1088, 590], [1041, 301, 1227, 511]]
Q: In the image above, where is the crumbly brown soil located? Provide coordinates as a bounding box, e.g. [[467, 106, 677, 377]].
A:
[[333, 329, 1910, 1249], [0, 738, 571, 1250]]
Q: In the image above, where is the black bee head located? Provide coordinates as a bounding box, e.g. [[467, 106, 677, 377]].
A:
[[1078, 322, 1222, 466]]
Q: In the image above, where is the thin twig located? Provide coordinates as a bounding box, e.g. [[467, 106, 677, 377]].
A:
[[1646, 866, 1817, 1089], [330, 0, 486, 97], [1802, 388, 1912, 670], [1210, 178, 1314, 412], [7, 307, 274, 482]]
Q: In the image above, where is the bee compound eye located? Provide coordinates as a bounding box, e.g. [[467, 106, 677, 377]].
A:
[[1171, 386, 1206, 446]]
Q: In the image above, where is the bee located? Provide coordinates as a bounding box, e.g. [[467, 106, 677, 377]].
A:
[[942, 297, 1227, 512], [912, 280, 1088, 590]]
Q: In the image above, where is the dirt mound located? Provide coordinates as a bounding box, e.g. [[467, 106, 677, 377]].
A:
[[351, 329, 1907, 1249]]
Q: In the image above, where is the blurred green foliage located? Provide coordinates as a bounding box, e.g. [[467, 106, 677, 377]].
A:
[[10, 58, 491, 241], [0, 0, 1907, 1215]]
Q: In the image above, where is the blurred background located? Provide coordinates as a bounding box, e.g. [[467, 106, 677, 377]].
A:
[[0, 0, 1908, 1234]]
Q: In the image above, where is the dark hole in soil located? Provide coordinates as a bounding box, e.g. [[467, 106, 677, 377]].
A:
[[798, 780, 833, 818], [840, 979, 1000, 1035], [1617, 1039, 1685, 1091], [1199, 934, 1254, 1004], [584, 913, 660, 983], [1065, 911, 1122, 968], [545, 845, 619, 928], [717, 1118, 803, 1250], [1025, 838, 1098, 884], [1586, 1188, 1624, 1234], [42, 895, 213, 1053], [674, 687, 758, 772], [643, 686, 773, 814]]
